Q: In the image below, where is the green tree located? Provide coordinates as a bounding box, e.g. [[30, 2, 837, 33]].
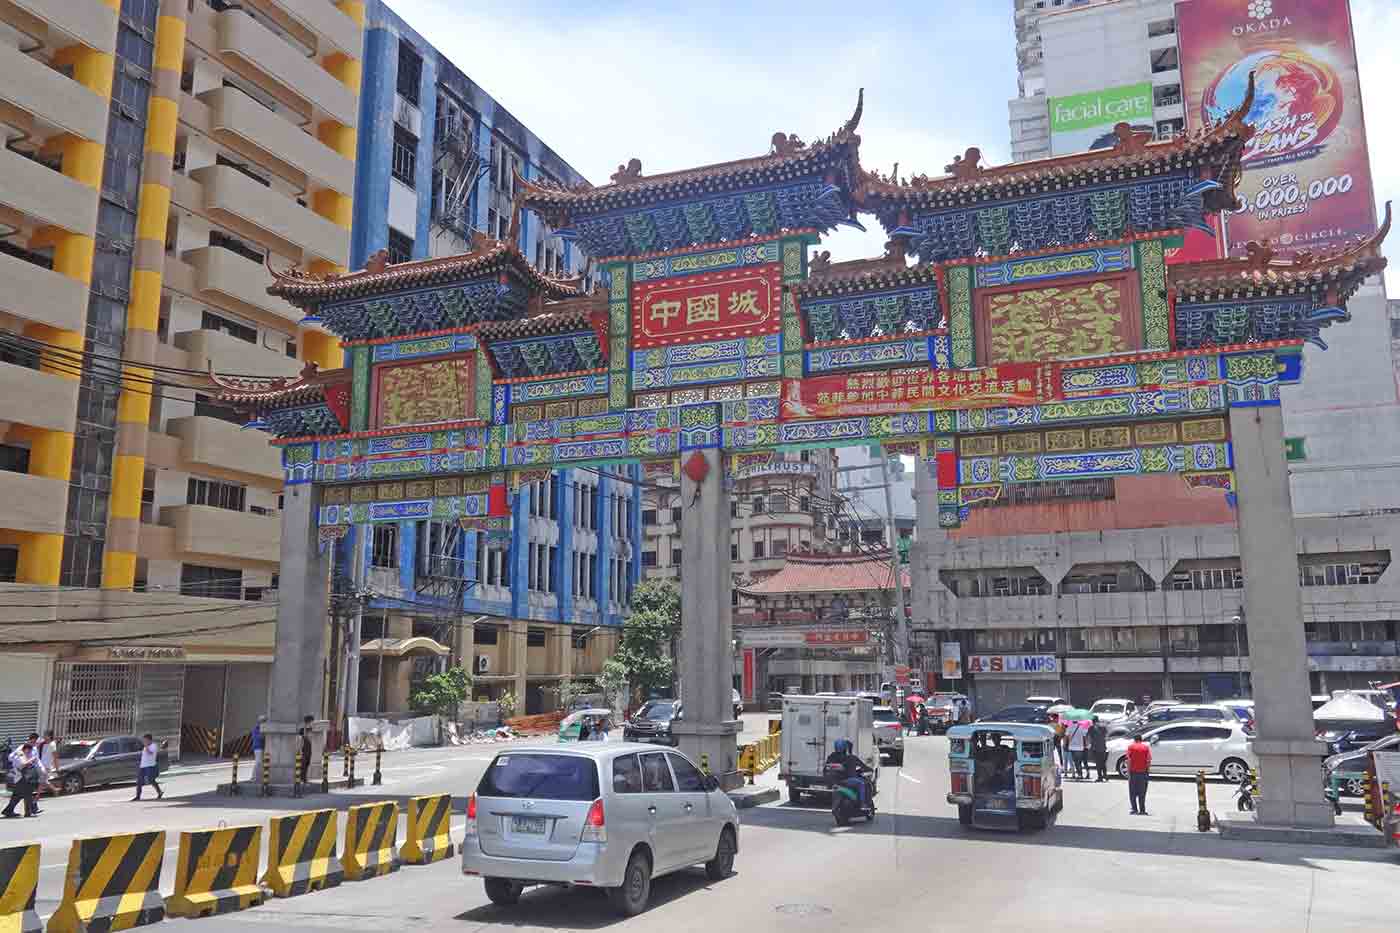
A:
[[547, 677, 587, 712], [496, 689, 519, 720], [597, 658, 628, 703], [409, 666, 472, 717], [609, 579, 681, 700]]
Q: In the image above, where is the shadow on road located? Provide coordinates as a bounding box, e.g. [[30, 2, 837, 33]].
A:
[[454, 868, 733, 930], [144, 787, 467, 817], [741, 798, 1388, 868]]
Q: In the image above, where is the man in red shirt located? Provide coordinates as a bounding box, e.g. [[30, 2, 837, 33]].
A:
[[1126, 733, 1152, 815]]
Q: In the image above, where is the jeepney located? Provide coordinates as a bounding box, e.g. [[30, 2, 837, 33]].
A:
[[947, 722, 1061, 832]]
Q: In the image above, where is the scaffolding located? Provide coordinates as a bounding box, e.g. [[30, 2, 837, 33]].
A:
[[430, 99, 486, 245]]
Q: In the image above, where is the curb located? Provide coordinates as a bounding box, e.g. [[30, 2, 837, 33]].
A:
[[727, 787, 780, 809], [1214, 811, 1389, 848]]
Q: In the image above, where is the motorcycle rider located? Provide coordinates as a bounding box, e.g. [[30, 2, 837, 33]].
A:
[[825, 738, 874, 809]]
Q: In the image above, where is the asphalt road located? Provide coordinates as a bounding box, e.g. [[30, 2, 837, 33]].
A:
[[5, 723, 1396, 932]]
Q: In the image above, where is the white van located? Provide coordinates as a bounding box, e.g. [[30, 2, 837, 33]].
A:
[[778, 695, 877, 803]]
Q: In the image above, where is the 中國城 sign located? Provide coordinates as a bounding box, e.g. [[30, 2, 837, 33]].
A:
[[630, 263, 782, 347]]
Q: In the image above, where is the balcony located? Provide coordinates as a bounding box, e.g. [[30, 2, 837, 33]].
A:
[[190, 163, 349, 266], [174, 327, 302, 379], [167, 415, 282, 485], [216, 8, 357, 127], [1306, 640, 1397, 657], [186, 243, 302, 324], [197, 86, 353, 197], [266, 0, 362, 59], [0, 362, 78, 433], [0, 39, 108, 144], [0, 471, 67, 534], [0, 249, 87, 332], [165, 504, 280, 564], [0, 147, 98, 236], [4, 0, 117, 55]]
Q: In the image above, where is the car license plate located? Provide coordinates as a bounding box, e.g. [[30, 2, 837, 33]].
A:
[[979, 799, 1009, 810], [511, 816, 547, 835]]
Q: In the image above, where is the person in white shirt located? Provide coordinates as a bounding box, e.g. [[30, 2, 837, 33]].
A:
[[131, 733, 163, 801], [1066, 718, 1090, 780], [3, 740, 43, 818], [36, 729, 57, 800]]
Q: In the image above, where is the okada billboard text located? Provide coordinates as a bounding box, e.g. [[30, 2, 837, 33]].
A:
[[1176, 0, 1378, 256], [1048, 83, 1154, 156]]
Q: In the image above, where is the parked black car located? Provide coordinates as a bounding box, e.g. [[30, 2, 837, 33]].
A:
[[977, 704, 1051, 724], [622, 699, 682, 746], [52, 736, 170, 795], [1319, 721, 1396, 756], [1106, 703, 1240, 739]]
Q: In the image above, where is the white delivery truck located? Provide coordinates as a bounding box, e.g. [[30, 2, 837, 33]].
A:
[[779, 695, 877, 803]]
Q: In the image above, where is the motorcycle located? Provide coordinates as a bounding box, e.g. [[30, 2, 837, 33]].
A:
[[1233, 773, 1254, 812], [825, 762, 877, 826]]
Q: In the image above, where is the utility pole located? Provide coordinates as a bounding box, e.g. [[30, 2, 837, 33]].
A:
[[878, 448, 910, 671]]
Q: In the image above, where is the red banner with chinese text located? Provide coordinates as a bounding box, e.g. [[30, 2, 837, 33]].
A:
[[781, 362, 1060, 419], [804, 629, 871, 647], [630, 264, 782, 348]]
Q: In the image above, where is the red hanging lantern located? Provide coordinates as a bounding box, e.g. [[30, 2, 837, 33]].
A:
[[682, 450, 710, 484]]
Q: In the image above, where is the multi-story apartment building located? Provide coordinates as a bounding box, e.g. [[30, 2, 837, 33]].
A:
[[0, 0, 364, 756], [337, 3, 632, 719], [910, 0, 1400, 711], [1010, 0, 1185, 162]]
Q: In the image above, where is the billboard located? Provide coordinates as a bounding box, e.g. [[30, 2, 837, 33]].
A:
[[941, 643, 962, 681], [1176, 0, 1377, 256], [781, 362, 1060, 420], [1048, 83, 1155, 156]]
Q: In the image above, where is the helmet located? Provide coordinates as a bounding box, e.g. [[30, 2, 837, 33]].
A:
[[833, 739, 852, 755]]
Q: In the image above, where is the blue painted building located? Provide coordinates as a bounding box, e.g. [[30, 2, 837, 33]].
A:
[[345, 2, 635, 714]]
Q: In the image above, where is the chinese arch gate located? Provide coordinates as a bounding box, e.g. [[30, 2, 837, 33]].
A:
[[230, 83, 1388, 822]]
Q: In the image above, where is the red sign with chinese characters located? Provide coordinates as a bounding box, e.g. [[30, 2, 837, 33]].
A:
[[804, 629, 870, 647], [782, 362, 1060, 419], [631, 264, 782, 348]]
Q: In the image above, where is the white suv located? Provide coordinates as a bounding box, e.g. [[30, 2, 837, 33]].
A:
[[463, 744, 740, 916]]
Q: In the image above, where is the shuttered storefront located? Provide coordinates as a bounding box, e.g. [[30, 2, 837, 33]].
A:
[[51, 662, 185, 759], [0, 701, 39, 745]]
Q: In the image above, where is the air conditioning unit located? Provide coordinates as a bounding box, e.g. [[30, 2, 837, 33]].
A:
[[476, 654, 490, 674]]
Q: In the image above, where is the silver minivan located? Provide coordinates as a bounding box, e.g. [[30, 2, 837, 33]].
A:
[[462, 743, 740, 916]]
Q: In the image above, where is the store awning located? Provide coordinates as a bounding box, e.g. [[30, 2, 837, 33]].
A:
[[359, 636, 449, 657]]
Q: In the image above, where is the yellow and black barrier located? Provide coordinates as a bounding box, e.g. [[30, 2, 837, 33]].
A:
[[738, 744, 757, 783], [343, 801, 401, 881], [768, 718, 781, 735], [401, 793, 455, 865], [262, 808, 343, 898], [0, 843, 40, 933], [167, 824, 265, 919], [47, 831, 165, 933]]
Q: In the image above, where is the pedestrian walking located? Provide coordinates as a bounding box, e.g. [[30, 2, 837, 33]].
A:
[[1126, 732, 1152, 815], [1066, 718, 1090, 780], [251, 715, 266, 756], [1052, 715, 1068, 770], [36, 729, 58, 800], [1089, 716, 1109, 782], [131, 734, 164, 801], [3, 740, 43, 818], [299, 715, 314, 783]]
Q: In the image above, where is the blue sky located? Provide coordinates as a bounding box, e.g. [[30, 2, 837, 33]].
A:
[[392, 0, 1397, 285]]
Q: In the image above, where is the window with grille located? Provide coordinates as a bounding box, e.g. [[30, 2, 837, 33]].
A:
[[392, 126, 418, 186], [387, 228, 414, 264], [396, 40, 422, 105], [201, 309, 256, 343], [0, 547, 17, 583], [371, 524, 399, 569], [180, 563, 242, 599], [187, 477, 246, 511], [1301, 562, 1383, 586]]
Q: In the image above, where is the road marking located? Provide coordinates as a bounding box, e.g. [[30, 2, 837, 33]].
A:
[[899, 772, 922, 784]]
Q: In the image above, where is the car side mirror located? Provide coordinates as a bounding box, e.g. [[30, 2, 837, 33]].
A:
[[703, 774, 720, 792], [1147, 736, 1160, 744]]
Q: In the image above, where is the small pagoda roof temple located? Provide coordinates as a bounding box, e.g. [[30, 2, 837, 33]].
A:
[[517, 90, 868, 258], [213, 363, 352, 438]]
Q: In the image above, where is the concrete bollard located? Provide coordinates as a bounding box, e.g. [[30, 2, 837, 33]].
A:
[[1195, 770, 1210, 831], [700, 753, 710, 775], [229, 754, 240, 796], [342, 744, 349, 778], [348, 747, 358, 787], [373, 747, 383, 786], [293, 746, 303, 798]]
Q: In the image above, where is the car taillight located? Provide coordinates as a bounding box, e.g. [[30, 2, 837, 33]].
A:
[[950, 773, 968, 794], [581, 797, 606, 843], [1021, 776, 1042, 799], [465, 793, 477, 837]]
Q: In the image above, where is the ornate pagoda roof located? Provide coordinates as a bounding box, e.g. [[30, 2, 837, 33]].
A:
[[859, 75, 1254, 215], [739, 549, 910, 596], [213, 362, 347, 410], [791, 238, 925, 297], [266, 231, 583, 310], [1169, 202, 1391, 301], [474, 294, 607, 342], [518, 90, 866, 226]]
